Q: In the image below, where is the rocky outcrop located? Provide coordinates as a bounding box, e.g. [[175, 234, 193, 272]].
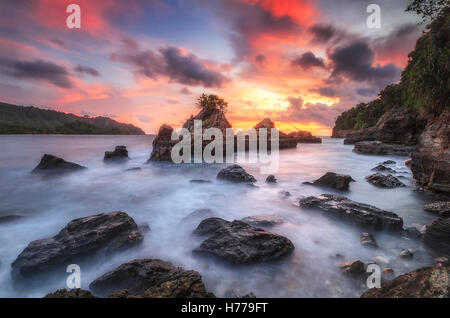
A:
[[298, 194, 403, 231], [217, 165, 256, 183], [360, 232, 377, 248], [344, 127, 376, 145], [89, 259, 214, 298], [193, 218, 294, 264], [424, 201, 450, 218], [32, 154, 86, 174], [365, 173, 405, 188], [253, 118, 298, 150], [423, 218, 450, 256], [361, 266, 449, 298], [104, 146, 129, 162], [265, 175, 277, 183], [354, 141, 414, 156], [12, 212, 143, 280], [148, 124, 177, 162], [240, 215, 284, 227], [411, 110, 450, 194], [44, 289, 96, 298], [305, 172, 354, 190], [331, 128, 352, 138], [288, 131, 322, 143]]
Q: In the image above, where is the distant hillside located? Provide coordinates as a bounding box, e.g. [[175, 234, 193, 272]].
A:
[[0, 102, 145, 135]]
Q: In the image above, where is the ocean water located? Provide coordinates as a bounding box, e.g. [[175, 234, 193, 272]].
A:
[[0, 135, 445, 298]]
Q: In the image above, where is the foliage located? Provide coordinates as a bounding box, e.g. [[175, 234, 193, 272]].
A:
[[406, 0, 449, 23], [196, 94, 228, 114]]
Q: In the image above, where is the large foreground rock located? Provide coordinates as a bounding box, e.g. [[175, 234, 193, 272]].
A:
[[89, 259, 214, 298], [424, 201, 450, 218], [193, 218, 294, 264], [306, 172, 354, 190], [148, 124, 177, 162], [44, 289, 96, 298], [32, 154, 86, 174], [298, 194, 403, 231], [423, 218, 450, 256], [12, 212, 143, 280], [365, 173, 405, 188], [361, 266, 449, 298], [104, 146, 129, 162], [354, 141, 414, 156], [217, 165, 256, 183]]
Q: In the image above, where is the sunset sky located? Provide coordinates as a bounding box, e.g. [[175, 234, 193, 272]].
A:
[[0, 0, 423, 135]]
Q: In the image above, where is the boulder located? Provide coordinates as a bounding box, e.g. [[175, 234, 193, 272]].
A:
[[411, 110, 450, 194], [32, 154, 86, 174], [365, 173, 405, 188], [423, 218, 450, 256], [89, 259, 214, 298], [104, 146, 129, 162], [298, 194, 403, 231], [11, 212, 143, 280], [265, 175, 277, 183], [360, 232, 377, 248], [217, 165, 256, 183], [424, 201, 450, 218], [44, 289, 96, 298], [399, 249, 414, 259], [339, 260, 366, 277], [371, 165, 396, 173], [148, 124, 177, 162], [361, 266, 449, 298], [380, 160, 396, 165], [193, 218, 294, 264], [182, 209, 215, 223], [306, 172, 354, 190], [354, 141, 414, 156], [240, 215, 284, 227], [404, 227, 422, 239]]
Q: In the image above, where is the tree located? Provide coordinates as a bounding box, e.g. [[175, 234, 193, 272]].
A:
[[196, 94, 228, 114], [406, 0, 449, 23]]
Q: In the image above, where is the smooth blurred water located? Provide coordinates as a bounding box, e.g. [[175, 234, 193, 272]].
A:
[[0, 135, 446, 298]]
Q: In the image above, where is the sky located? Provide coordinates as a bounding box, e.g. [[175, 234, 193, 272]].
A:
[[0, 0, 423, 135]]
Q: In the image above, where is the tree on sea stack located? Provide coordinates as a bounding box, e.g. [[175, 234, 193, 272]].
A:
[[196, 94, 228, 115], [406, 0, 449, 23]]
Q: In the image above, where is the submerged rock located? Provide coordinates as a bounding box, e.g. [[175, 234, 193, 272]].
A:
[[399, 249, 414, 259], [44, 289, 96, 298], [371, 165, 396, 173], [298, 194, 403, 231], [354, 141, 414, 156], [361, 266, 449, 298], [265, 175, 277, 183], [360, 232, 377, 248], [89, 259, 214, 298], [404, 227, 422, 239], [380, 160, 396, 165], [12, 212, 143, 280], [183, 209, 215, 223], [240, 215, 284, 227], [0, 215, 23, 224], [189, 179, 212, 184], [104, 146, 129, 162], [365, 173, 405, 188], [32, 154, 86, 174], [423, 218, 450, 256], [217, 165, 256, 183], [305, 172, 354, 190], [424, 201, 450, 218], [193, 218, 294, 264], [339, 260, 366, 277]]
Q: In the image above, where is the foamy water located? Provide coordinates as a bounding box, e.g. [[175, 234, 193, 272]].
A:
[[0, 135, 444, 297]]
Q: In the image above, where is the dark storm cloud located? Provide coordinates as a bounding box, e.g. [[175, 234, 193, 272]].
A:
[[292, 52, 326, 70], [179, 87, 192, 95], [308, 23, 351, 45], [112, 46, 228, 88], [0, 58, 72, 88], [328, 41, 401, 87], [309, 86, 336, 97], [74, 65, 101, 77]]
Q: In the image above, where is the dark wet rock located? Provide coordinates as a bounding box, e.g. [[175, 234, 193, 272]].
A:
[[193, 218, 294, 264], [89, 259, 214, 298], [32, 154, 86, 174], [404, 227, 422, 239], [424, 201, 450, 218], [12, 212, 143, 280], [0, 215, 23, 224], [217, 165, 256, 183], [411, 110, 450, 194], [183, 209, 215, 223], [126, 167, 141, 172], [190, 179, 212, 184], [339, 260, 366, 277], [148, 124, 177, 162], [44, 289, 96, 298], [138, 223, 151, 233], [365, 173, 405, 188], [423, 218, 450, 256], [265, 175, 277, 183], [399, 249, 414, 259], [371, 165, 396, 173], [240, 215, 284, 227], [354, 141, 414, 156], [329, 253, 345, 260], [298, 194, 404, 232], [360, 232, 377, 248], [279, 191, 291, 198], [104, 146, 129, 162], [382, 268, 394, 277], [434, 257, 449, 266], [380, 160, 396, 165], [361, 266, 449, 298], [305, 172, 354, 191]]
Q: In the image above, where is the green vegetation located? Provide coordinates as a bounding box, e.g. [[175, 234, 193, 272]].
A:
[[0, 102, 145, 135], [406, 0, 449, 23], [196, 94, 228, 114], [334, 6, 449, 131]]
